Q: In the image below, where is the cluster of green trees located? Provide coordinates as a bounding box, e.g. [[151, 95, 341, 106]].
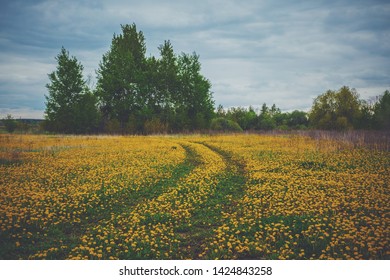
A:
[[308, 86, 390, 130], [45, 47, 99, 134], [43, 23, 389, 134], [45, 24, 213, 134], [212, 86, 389, 132], [214, 104, 308, 131]]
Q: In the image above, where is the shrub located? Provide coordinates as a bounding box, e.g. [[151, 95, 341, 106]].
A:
[[3, 114, 18, 133], [210, 117, 243, 132]]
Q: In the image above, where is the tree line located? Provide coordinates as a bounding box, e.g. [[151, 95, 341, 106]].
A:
[[214, 86, 389, 132], [309, 86, 389, 130], [39, 23, 390, 134], [214, 104, 308, 132], [45, 23, 213, 134]]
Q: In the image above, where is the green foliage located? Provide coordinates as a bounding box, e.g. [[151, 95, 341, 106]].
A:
[[309, 90, 337, 130], [258, 104, 277, 130], [225, 107, 257, 130], [45, 47, 99, 134], [2, 114, 18, 133], [96, 24, 214, 133], [96, 24, 147, 133], [358, 100, 375, 129], [374, 90, 390, 130], [176, 52, 214, 131], [216, 88, 387, 132], [308, 86, 362, 130], [216, 104, 308, 131], [258, 114, 276, 130], [308, 86, 389, 130], [288, 110, 309, 129], [210, 117, 243, 132], [72, 91, 101, 134], [43, 23, 388, 134]]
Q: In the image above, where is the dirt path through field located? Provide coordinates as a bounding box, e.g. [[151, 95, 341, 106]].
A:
[[68, 140, 230, 259], [176, 141, 247, 259]]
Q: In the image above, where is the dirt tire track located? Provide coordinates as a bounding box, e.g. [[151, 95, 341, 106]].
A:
[[177, 141, 247, 259]]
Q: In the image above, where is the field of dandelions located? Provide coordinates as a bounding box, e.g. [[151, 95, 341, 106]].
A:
[[0, 133, 388, 259]]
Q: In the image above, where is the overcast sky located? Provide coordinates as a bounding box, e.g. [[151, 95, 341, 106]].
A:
[[1, 0, 389, 118]]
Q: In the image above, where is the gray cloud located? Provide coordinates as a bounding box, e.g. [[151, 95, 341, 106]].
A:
[[0, 0, 389, 118]]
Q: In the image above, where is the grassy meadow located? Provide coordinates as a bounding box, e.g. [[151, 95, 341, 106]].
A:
[[0, 133, 388, 260]]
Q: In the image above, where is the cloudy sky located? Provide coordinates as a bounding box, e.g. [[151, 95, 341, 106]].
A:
[[1, 0, 389, 118]]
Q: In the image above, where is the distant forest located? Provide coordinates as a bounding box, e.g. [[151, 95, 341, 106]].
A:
[[214, 86, 390, 132], [2, 24, 389, 134]]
